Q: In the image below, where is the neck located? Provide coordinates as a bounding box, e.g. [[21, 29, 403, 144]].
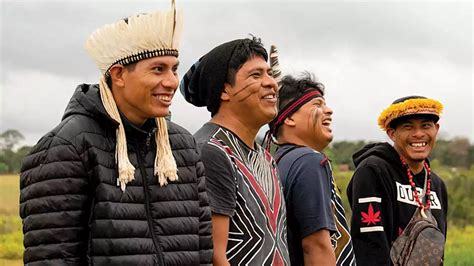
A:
[[402, 156, 424, 174], [211, 113, 260, 149], [278, 133, 325, 152]]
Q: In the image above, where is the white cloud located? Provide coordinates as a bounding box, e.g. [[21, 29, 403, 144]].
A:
[[1, 70, 83, 145], [0, 1, 472, 145]]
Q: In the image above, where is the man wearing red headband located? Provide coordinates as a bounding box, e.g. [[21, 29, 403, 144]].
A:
[[270, 73, 355, 266], [347, 96, 448, 265]]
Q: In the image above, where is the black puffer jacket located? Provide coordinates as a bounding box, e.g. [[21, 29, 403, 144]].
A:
[[20, 84, 213, 265]]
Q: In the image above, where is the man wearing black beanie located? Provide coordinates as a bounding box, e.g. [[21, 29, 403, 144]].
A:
[[180, 37, 290, 265]]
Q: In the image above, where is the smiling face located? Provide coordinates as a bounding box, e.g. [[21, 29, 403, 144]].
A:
[[110, 56, 179, 126], [223, 55, 278, 128], [291, 97, 333, 151], [387, 116, 440, 166]]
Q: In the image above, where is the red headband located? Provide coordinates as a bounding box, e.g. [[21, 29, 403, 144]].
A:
[[271, 90, 322, 135]]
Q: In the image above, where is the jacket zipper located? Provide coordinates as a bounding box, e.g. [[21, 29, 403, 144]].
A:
[[136, 141, 165, 265]]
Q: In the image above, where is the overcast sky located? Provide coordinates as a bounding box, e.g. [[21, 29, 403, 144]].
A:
[[1, 0, 472, 147]]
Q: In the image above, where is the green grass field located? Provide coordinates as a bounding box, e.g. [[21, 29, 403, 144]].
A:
[[2, 174, 473, 265]]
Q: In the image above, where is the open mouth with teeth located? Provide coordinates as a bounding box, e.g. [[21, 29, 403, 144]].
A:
[[262, 94, 276, 100], [410, 142, 427, 147], [158, 95, 172, 101], [153, 94, 173, 102], [322, 119, 331, 127]]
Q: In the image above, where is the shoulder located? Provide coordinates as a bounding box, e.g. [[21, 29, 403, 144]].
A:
[[430, 170, 447, 189], [194, 123, 219, 147], [20, 115, 96, 182], [167, 120, 192, 136], [359, 154, 388, 167], [32, 114, 105, 153], [167, 120, 196, 148], [278, 146, 329, 184], [278, 146, 326, 165]]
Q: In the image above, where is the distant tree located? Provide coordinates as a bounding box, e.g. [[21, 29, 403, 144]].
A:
[[0, 162, 8, 173], [0, 129, 24, 151], [469, 145, 474, 168], [0, 129, 31, 174], [431, 137, 471, 168], [328, 140, 368, 169]]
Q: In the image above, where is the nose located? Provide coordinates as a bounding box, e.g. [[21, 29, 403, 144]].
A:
[[263, 72, 278, 92], [162, 71, 179, 91], [324, 105, 333, 115], [412, 126, 426, 138]]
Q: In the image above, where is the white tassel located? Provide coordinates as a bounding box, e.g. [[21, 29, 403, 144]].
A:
[[99, 77, 135, 191], [154, 117, 178, 186]]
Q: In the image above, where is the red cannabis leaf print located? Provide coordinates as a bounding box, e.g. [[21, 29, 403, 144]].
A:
[[361, 203, 381, 226]]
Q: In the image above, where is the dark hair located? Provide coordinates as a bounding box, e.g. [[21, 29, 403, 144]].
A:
[[388, 114, 439, 129], [273, 72, 325, 137], [225, 37, 268, 86], [278, 72, 324, 110]]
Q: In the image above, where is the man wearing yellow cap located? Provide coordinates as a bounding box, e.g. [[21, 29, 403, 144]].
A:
[[347, 96, 448, 265], [19, 1, 213, 265]]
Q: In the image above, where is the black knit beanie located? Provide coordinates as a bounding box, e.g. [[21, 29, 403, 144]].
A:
[[180, 39, 268, 115]]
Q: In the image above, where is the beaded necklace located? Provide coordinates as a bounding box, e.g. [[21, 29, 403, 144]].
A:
[[400, 157, 431, 217]]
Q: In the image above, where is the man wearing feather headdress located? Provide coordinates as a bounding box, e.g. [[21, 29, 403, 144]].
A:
[[19, 1, 213, 265], [180, 37, 290, 265], [347, 96, 448, 265]]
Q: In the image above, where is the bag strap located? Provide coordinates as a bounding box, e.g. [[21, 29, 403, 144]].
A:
[[274, 144, 304, 164]]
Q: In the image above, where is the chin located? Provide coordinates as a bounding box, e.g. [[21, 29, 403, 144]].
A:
[[263, 110, 277, 123], [151, 109, 170, 118], [327, 135, 334, 143], [407, 153, 429, 162]]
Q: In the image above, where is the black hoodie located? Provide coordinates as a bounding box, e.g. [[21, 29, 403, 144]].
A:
[[20, 84, 213, 265], [346, 142, 448, 266]]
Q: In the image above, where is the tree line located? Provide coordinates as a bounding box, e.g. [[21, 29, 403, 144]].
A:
[[1, 129, 473, 174], [324, 138, 474, 170]]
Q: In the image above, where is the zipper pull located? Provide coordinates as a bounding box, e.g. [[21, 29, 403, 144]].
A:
[[146, 132, 152, 147]]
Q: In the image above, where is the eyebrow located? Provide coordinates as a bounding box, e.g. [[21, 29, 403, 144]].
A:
[[149, 60, 180, 68], [249, 65, 272, 73]]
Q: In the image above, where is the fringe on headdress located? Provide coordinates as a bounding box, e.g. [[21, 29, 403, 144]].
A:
[[99, 78, 178, 191]]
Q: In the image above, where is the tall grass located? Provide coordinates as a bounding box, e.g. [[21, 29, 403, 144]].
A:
[[0, 175, 22, 264]]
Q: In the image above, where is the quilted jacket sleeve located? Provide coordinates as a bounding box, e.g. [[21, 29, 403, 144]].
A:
[[196, 158, 213, 265], [20, 131, 90, 265]]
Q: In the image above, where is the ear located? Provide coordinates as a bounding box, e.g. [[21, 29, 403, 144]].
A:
[[386, 128, 396, 142], [109, 65, 126, 88], [435, 123, 440, 133], [283, 116, 296, 127], [220, 83, 231, 101]]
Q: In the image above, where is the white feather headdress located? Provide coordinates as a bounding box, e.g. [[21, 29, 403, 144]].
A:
[[84, 0, 182, 191]]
